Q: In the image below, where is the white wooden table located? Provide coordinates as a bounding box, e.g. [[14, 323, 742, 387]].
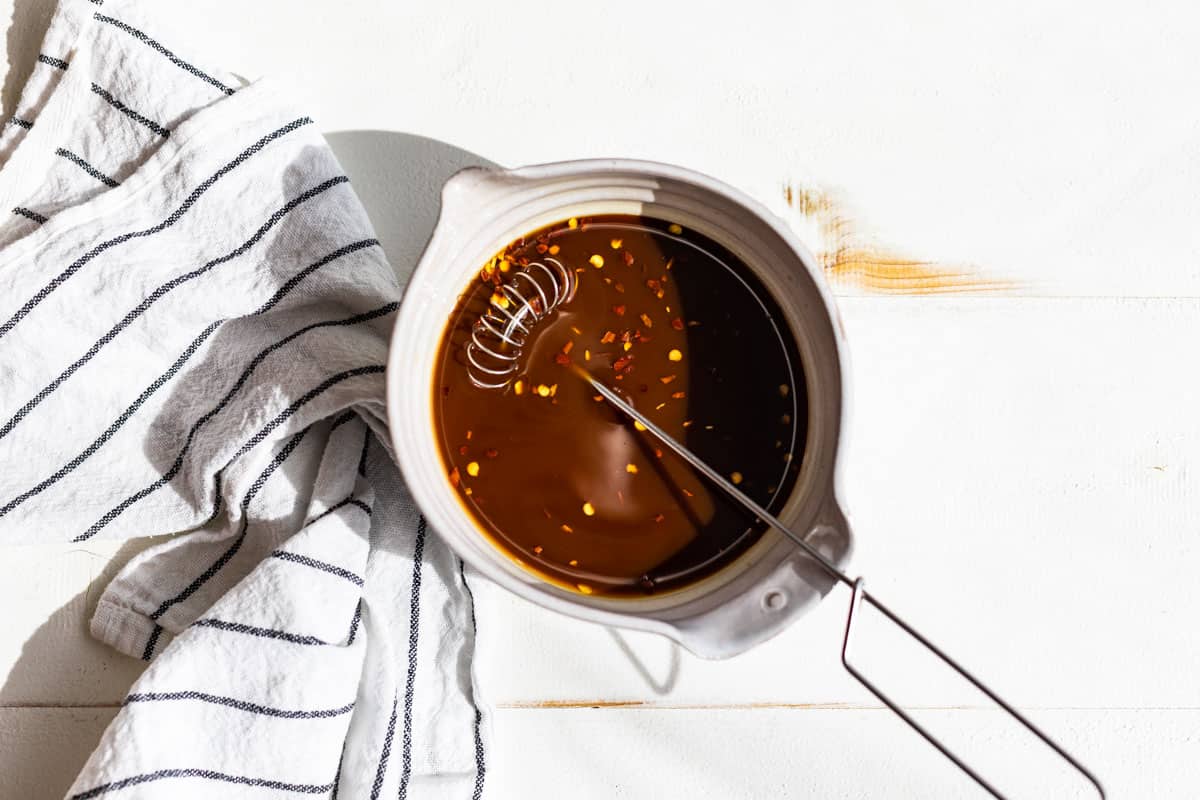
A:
[[3, 1, 1198, 797]]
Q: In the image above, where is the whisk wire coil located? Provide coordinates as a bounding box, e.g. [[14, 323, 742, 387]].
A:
[[467, 257, 576, 389]]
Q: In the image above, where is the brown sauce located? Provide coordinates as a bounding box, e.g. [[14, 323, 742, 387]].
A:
[[433, 215, 804, 597]]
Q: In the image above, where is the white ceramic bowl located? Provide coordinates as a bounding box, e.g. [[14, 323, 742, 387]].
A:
[[387, 159, 854, 658]]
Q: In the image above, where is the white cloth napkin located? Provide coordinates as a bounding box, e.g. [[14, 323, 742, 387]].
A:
[[0, 1, 486, 797]]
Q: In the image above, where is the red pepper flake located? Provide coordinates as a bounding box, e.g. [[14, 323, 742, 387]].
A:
[[687, 320, 701, 327], [620, 330, 634, 343], [682, 488, 694, 498], [665, 258, 674, 271], [612, 304, 627, 317], [535, 243, 548, 253], [448, 467, 461, 487], [640, 313, 653, 328], [458, 445, 469, 456], [653, 513, 665, 523], [654, 448, 663, 459], [600, 330, 617, 344], [671, 391, 686, 399], [655, 402, 666, 410], [533, 545, 543, 555], [485, 448, 499, 459], [612, 355, 634, 373], [553, 352, 571, 366], [614, 282, 625, 293], [682, 420, 694, 428], [562, 340, 575, 354], [659, 374, 677, 384], [670, 317, 684, 331], [623, 251, 635, 266], [465, 430, 473, 440], [646, 278, 661, 293]]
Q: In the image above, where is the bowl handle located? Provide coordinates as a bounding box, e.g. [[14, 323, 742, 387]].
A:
[[669, 493, 853, 660]]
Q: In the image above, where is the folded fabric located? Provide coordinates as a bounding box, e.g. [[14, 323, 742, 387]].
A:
[[0, 0, 486, 796]]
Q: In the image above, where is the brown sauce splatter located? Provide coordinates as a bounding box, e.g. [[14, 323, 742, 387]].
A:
[[784, 184, 1012, 294]]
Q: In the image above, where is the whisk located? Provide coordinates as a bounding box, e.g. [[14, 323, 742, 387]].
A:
[[459, 260, 1105, 797], [574, 367, 1104, 799], [466, 257, 577, 389]]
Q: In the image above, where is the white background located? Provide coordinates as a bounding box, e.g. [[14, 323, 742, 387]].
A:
[[2, 1, 1198, 797]]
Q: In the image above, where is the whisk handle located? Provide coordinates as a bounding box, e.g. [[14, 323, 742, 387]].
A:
[[840, 578, 1106, 799]]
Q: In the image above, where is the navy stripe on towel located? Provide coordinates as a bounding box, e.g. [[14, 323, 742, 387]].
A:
[[330, 409, 356, 432], [397, 516, 427, 800], [368, 695, 398, 800], [96, 14, 235, 95], [56, 147, 121, 187], [357, 427, 371, 476], [192, 618, 332, 647], [12, 206, 45, 223], [271, 550, 364, 587], [125, 690, 354, 719], [37, 53, 69, 69], [346, 600, 363, 645], [9, 116, 33, 129], [308, 494, 373, 526], [69, 768, 335, 799], [91, 82, 170, 137], [141, 624, 163, 661]]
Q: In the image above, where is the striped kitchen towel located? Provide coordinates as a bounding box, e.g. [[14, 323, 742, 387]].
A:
[[0, 0, 486, 797]]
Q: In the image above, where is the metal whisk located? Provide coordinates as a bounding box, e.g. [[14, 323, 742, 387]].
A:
[[459, 258, 1105, 797], [466, 257, 577, 389], [575, 365, 1106, 800]]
